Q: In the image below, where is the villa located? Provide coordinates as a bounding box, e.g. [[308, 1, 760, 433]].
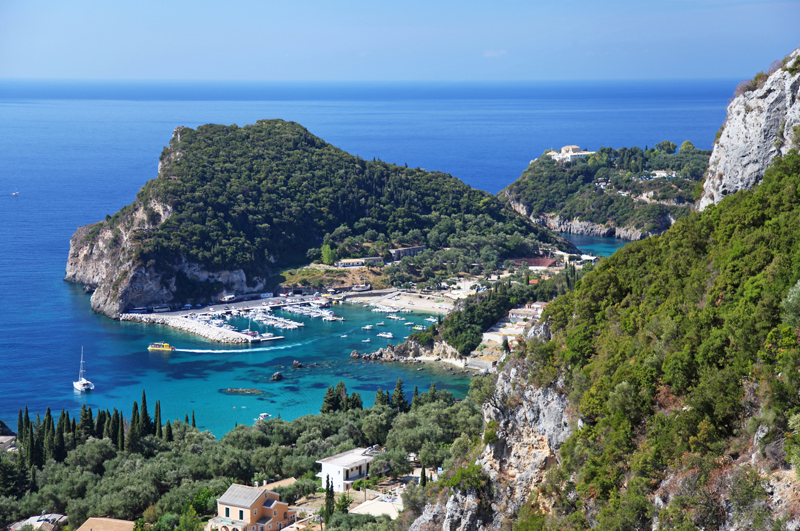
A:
[[548, 145, 596, 163], [207, 483, 296, 531], [335, 257, 383, 268], [388, 246, 426, 261], [317, 446, 383, 492]]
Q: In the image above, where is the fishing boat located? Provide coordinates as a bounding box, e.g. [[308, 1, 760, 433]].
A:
[[148, 342, 175, 352], [73, 348, 94, 392]]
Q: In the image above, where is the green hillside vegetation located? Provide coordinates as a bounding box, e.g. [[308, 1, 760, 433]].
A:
[[0, 383, 484, 529], [102, 120, 562, 284], [508, 151, 800, 529], [502, 143, 711, 234]]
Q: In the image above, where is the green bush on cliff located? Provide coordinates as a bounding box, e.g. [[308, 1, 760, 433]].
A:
[[526, 151, 800, 527]]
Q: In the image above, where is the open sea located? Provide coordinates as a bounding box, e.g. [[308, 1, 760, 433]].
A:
[[0, 80, 733, 436]]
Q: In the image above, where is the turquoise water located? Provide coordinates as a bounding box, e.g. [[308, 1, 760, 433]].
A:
[[0, 80, 732, 437], [559, 232, 633, 257]]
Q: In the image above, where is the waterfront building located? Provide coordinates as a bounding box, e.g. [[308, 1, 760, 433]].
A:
[[207, 484, 296, 531]]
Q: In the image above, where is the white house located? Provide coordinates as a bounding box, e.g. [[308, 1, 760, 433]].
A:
[[316, 447, 382, 492], [548, 145, 596, 163]]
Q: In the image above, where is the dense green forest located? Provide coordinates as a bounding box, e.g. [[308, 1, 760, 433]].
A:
[[101, 120, 563, 281], [0, 381, 487, 529], [504, 151, 800, 529], [502, 142, 711, 234]]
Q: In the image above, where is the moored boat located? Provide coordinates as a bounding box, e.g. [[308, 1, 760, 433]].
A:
[[73, 348, 95, 392]]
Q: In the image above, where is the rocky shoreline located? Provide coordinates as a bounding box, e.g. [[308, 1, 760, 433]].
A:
[[120, 313, 250, 343]]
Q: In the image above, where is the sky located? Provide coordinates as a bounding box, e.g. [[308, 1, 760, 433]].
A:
[[0, 0, 798, 81]]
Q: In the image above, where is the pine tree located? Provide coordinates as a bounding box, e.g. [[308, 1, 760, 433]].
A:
[[154, 401, 162, 439], [391, 378, 407, 413], [140, 390, 152, 436], [165, 420, 173, 443], [321, 385, 341, 414], [347, 392, 363, 410], [374, 388, 388, 407], [428, 382, 437, 403]]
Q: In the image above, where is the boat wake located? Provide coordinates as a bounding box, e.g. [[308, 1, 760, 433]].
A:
[[174, 344, 299, 354]]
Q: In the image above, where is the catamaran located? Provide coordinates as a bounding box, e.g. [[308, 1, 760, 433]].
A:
[[73, 348, 95, 392]]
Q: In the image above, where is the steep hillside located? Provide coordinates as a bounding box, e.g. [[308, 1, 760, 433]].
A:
[[698, 47, 800, 210], [417, 151, 800, 530], [501, 144, 710, 241], [65, 119, 568, 318]]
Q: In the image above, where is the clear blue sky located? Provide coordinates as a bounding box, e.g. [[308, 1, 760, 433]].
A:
[[0, 0, 797, 81]]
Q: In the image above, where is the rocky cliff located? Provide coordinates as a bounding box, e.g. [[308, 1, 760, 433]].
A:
[[698, 48, 800, 210], [410, 359, 574, 531], [506, 196, 659, 242], [64, 128, 267, 318]]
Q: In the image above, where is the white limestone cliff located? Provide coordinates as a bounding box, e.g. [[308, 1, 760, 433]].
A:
[[698, 48, 800, 210]]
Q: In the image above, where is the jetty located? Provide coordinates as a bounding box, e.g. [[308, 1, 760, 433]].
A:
[[120, 314, 278, 343]]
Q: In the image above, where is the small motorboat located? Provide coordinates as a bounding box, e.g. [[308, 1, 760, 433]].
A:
[[148, 342, 175, 352]]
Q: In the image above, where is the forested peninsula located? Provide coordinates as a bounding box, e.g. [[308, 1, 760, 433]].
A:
[[65, 119, 573, 318], [501, 142, 711, 240]]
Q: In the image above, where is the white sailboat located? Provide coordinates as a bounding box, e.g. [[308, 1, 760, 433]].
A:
[[73, 348, 95, 392]]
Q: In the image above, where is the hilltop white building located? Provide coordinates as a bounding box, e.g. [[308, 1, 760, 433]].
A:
[[548, 145, 596, 163]]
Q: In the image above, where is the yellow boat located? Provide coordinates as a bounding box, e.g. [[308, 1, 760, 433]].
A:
[[148, 342, 175, 352], [412, 325, 424, 331]]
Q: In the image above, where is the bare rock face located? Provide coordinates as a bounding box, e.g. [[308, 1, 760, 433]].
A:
[[698, 48, 800, 210], [410, 361, 574, 530]]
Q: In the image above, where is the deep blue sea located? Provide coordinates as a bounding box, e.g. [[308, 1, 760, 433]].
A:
[[0, 80, 733, 436]]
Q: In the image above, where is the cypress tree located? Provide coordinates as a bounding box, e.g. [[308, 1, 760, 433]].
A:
[[428, 382, 437, 403], [140, 390, 152, 436], [154, 401, 162, 439], [103, 415, 112, 440], [191, 411, 196, 428], [33, 414, 44, 468], [165, 420, 173, 443], [29, 466, 37, 493], [420, 464, 427, 487], [17, 409, 23, 443], [54, 421, 65, 462], [22, 406, 30, 447], [117, 414, 125, 452], [43, 409, 55, 463], [95, 410, 107, 438], [78, 405, 92, 441], [126, 404, 140, 452], [71, 418, 77, 437], [110, 410, 119, 448], [391, 378, 407, 413], [25, 423, 34, 468], [185, 414, 189, 425]]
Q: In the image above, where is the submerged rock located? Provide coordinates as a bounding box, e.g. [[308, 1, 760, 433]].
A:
[[270, 372, 283, 381], [292, 360, 303, 368]]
